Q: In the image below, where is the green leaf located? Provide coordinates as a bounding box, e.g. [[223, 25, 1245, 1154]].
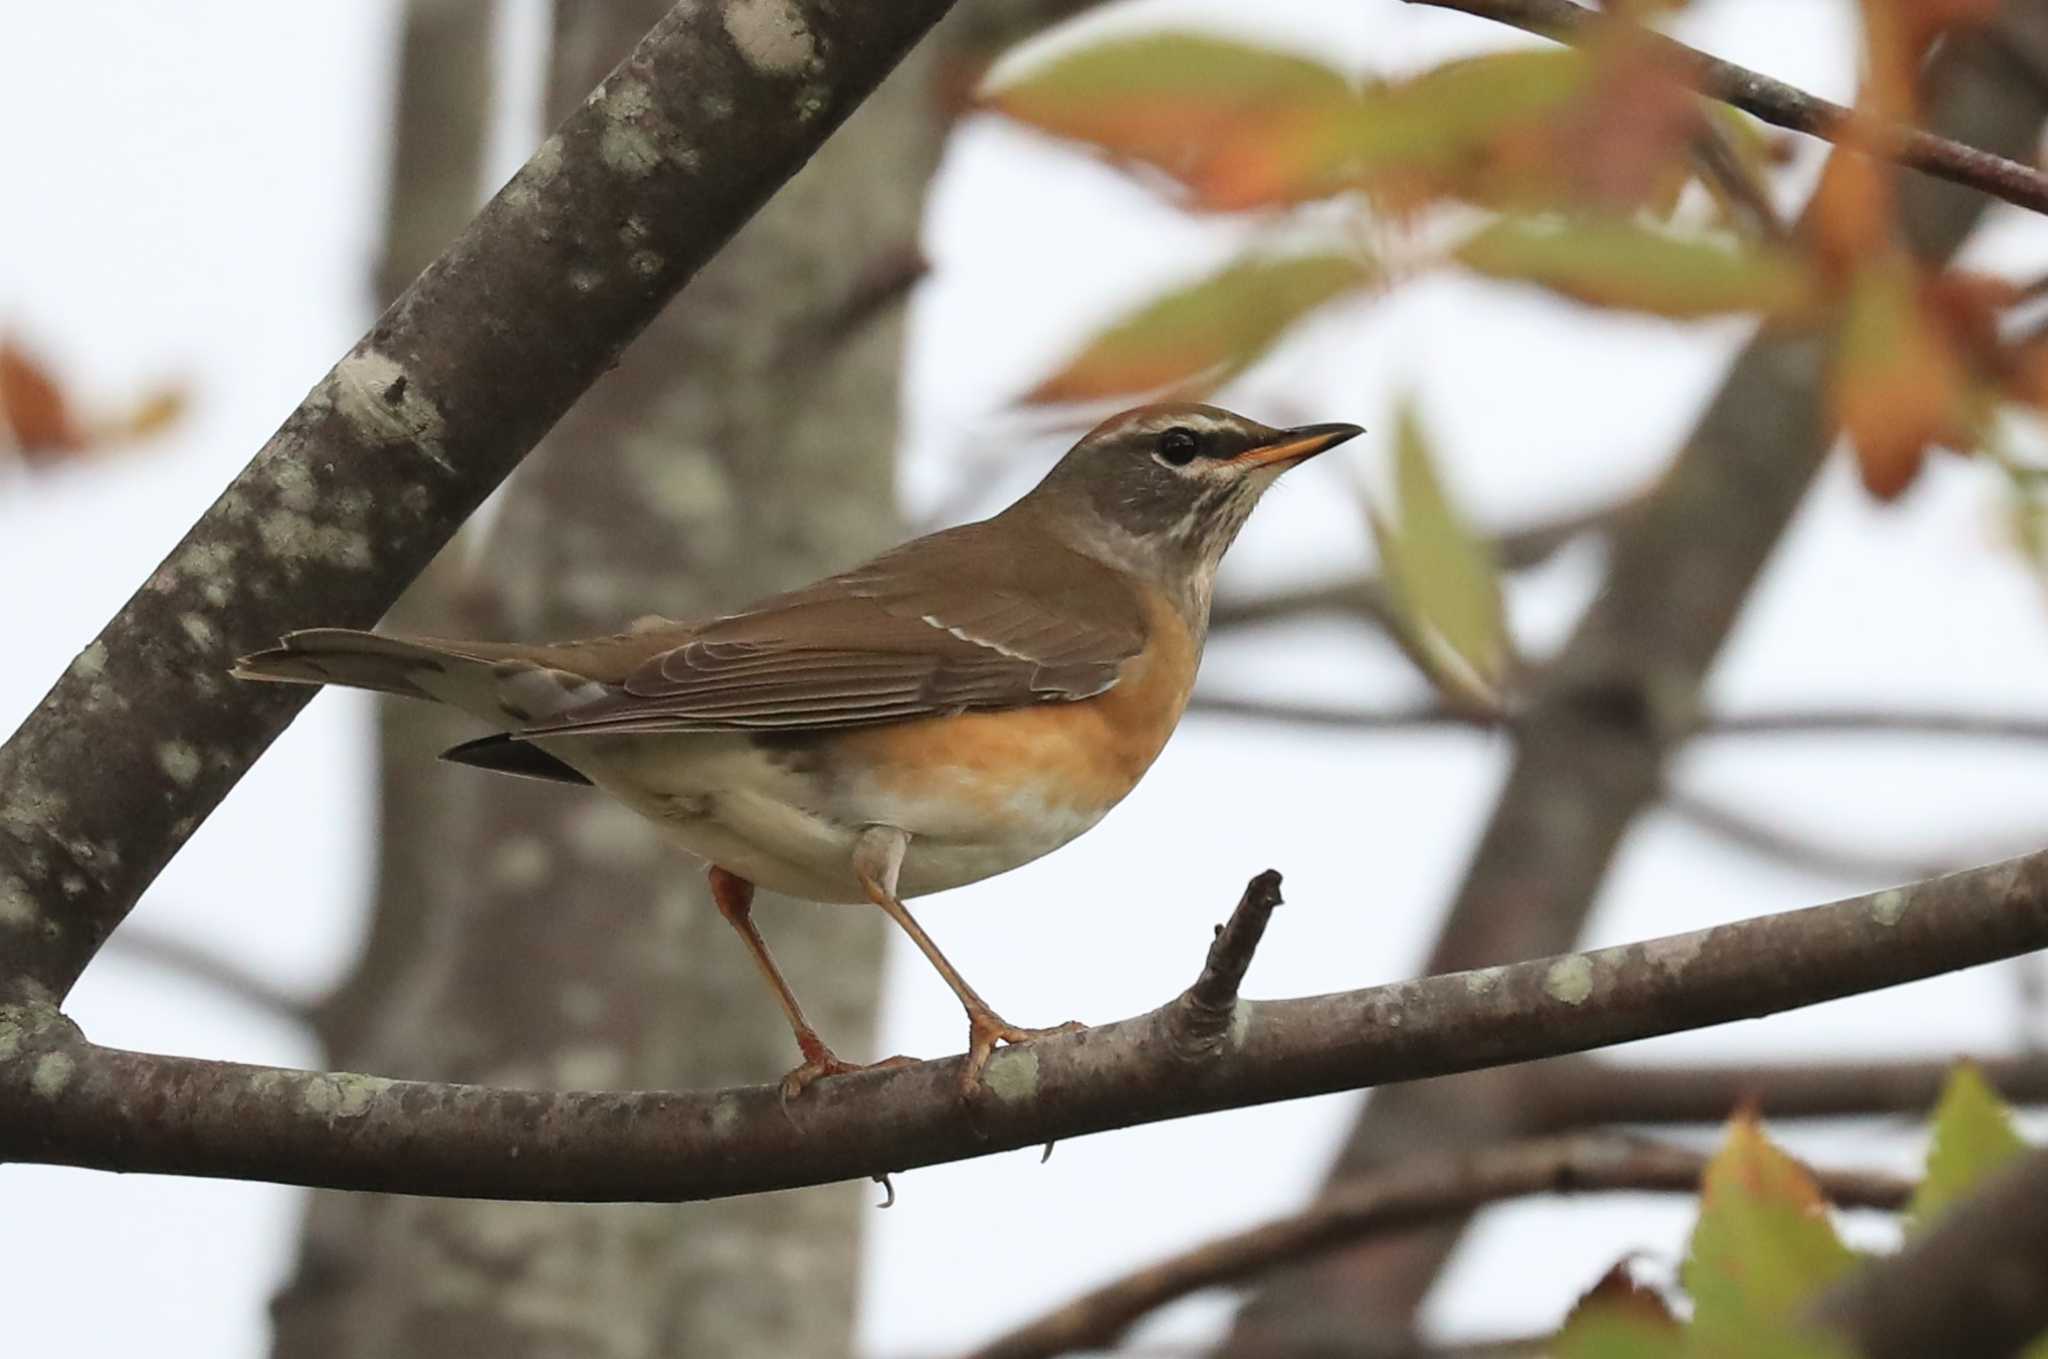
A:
[[1456, 215, 1819, 319], [1683, 1114, 1859, 1353], [1025, 252, 1373, 403], [1370, 400, 1510, 705], [1552, 1262, 1682, 1359], [1909, 1062, 2028, 1233], [980, 33, 1354, 207], [1552, 1310, 1688, 1359]]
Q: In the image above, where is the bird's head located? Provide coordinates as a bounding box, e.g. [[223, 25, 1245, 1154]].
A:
[[1021, 402, 1363, 603]]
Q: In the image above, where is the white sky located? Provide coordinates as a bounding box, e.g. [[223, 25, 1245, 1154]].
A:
[[5, 1, 2048, 1355]]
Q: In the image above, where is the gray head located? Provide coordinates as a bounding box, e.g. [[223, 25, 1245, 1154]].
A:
[[1019, 402, 1362, 605]]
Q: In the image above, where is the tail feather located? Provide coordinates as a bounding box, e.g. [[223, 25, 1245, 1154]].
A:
[[233, 628, 492, 704]]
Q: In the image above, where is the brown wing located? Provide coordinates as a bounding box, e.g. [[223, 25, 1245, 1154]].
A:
[[516, 517, 1150, 737]]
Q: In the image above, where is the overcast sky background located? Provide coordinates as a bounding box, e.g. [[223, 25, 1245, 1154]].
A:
[[6, 1, 2048, 1354]]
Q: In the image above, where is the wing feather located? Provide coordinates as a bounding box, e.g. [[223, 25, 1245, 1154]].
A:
[[517, 516, 1150, 738]]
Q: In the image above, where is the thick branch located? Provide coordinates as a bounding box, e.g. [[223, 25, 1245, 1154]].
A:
[[1408, 0, 2048, 218], [968, 1135, 1913, 1359], [2, 853, 2045, 1200], [0, 0, 957, 1008]]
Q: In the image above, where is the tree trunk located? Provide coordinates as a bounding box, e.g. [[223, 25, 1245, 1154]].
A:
[[270, 2, 951, 1352]]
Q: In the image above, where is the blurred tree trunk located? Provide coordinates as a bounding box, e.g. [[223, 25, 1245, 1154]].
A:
[[268, 1, 957, 1353]]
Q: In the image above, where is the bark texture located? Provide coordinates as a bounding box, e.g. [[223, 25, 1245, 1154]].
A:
[[269, 1, 957, 1355], [0, 0, 956, 1011], [8, 848, 2048, 1199]]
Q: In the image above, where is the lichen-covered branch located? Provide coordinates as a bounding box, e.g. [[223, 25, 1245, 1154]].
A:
[[1408, 0, 2048, 218], [967, 1135, 1914, 1359], [2, 852, 2044, 1201], [0, 0, 957, 1009]]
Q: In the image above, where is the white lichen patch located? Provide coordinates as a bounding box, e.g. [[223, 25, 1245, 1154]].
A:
[[70, 640, 107, 681], [568, 266, 606, 295], [629, 249, 664, 279], [156, 540, 239, 606], [710, 1093, 743, 1138], [983, 1047, 1039, 1103], [257, 509, 373, 571], [723, 0, 816, 76], [1544, 954, 1595, 1006], [1641, 930, 1705, 977], [301, 1071, 391, 1119], [156, 740, 203, 787], [598, 77, 664, 176], [0, 873, 36, 929], [1228, 999, 1252, 1049], [1464, 966, 1504, 995], [1870, 888, 1908, 927], [30, 1050, 75, 1099], [178, 613, 220, 652], [270, 457, 319, 513], [332, 349, 451, 470]]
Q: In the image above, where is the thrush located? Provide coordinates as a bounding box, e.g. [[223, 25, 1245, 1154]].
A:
[[235, 403, 1361, 1094]]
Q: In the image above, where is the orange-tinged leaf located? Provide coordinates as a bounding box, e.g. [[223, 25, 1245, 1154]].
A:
[[1831, 256, 1976, 498], [1457, 216, 1819, 319], [0, 340, 85, 461], [1807, 143, 1894, 282], [1290, 49, 1593, 214], [980, 33, 1354, 206], [107, 384, 190, 442], [1024, 252, 1372, 403], [1684, 1113, 1859, 1349]]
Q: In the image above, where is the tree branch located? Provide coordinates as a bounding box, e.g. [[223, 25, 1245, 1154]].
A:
[[1813, 1146, 2048, 1359], [1226, 15, 2048, 1338], [1522, 1052, 2048, 1129], [0, 0, 958, 1010], [967, 1135, 1913, 1359], [101, 922, 312, 1028], [1188, 698, 2048, 749], [1407, 0, 2048, 218], [2, 852, 2045, 1200]]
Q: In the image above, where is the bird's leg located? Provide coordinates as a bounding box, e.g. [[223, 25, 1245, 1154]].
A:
[[707, 864, 914, 1099], [851, 826, 1083, 1091]]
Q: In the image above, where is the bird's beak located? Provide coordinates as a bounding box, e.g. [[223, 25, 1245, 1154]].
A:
[[1232, 422, 1365, 471]]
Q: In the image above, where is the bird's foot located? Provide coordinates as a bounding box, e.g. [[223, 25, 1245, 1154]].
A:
[[779, 1040, 919, 1102], [962, 1009, 1087, 1093]]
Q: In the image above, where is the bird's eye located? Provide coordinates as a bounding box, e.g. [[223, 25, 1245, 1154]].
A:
[[1156, 427, 1200, 466]]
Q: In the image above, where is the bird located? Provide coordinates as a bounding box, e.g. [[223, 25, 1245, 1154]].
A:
[[234, 403, 1362, 1095]]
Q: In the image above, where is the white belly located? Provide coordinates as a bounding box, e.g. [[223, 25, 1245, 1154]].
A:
[[539, 732, 1107, 903]]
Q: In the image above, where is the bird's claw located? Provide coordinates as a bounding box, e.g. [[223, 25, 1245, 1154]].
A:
[[961, 1011, 1086, 1092], [779, 1049, 919, 1103]]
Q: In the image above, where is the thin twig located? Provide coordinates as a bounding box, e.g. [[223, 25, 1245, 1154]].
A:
[[963, 1134, 1912, 1359], [1407, 0, 2048, 218], [1522, 1051, 2048, 1129], [102, 923, 312, 1028], [1187, 696, 2048, 749], [1662, 789, 1970, 884], [1172, 870, 1285, 1060]]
